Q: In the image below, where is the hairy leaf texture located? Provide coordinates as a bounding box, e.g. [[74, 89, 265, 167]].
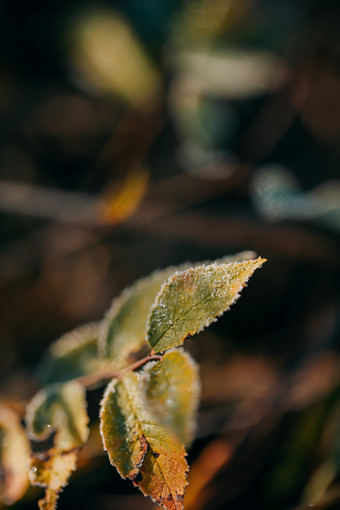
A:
[[100, 252, 257, 367], [147, 257, 266, 353]]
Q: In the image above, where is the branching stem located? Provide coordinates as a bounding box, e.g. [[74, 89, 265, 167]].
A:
[[76, 353, 162, 388]]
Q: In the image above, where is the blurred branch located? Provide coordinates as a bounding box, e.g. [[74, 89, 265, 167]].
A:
[[0, 170, 243, 282], [135, 210, 340, 264], [0, 181, 101, 224]]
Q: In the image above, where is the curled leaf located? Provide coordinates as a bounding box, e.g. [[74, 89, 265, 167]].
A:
[[100, 372, 188, 509], [142, 348, 200, 446], [39, 322, 102, 385], [0, 406, 30, 505], [147, 257, 266, 354], [26, 382, 89, 449], [26, 382, 89, 510]]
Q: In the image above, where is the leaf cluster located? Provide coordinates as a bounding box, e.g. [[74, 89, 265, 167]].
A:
[[3, 252, 265, 510]]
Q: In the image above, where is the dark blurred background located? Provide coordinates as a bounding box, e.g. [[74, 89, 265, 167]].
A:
[[0, 0, 340, 509]]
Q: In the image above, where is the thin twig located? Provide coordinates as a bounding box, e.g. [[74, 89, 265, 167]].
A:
[[77, 353, 162, 388]]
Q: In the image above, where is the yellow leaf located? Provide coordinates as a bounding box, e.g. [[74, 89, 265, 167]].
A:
[[70, 10, 160, 108], [26, 382, 89, 510], [0, 406, 30, 505], [29, 450, 77, 510]]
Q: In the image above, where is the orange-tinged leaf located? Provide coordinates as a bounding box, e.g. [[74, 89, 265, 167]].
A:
[[0, 406, 30, 505], [100, 372, 188, 509], [29, 450, 77, 490], [147, 257, 266, 354], [134, 449, 186, 510], [29, 449, 77, 510], [71, 10, 160, 107], [37, 488, 58, 510], [100, 167, 149, 225]]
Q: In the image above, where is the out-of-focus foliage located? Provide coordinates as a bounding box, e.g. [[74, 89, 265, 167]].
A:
[[70, 10, 160, 109], [39, 322, 102, 385], [0, 406, 30, 505], [25, 254, 262, 510], [26, 382, 89, 510], [0, 0, 340, 508]]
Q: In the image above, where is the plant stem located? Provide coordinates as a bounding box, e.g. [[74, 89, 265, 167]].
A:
[[77, 353, 162, 388]]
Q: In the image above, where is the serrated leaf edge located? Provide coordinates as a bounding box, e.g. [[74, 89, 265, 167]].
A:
[[99, 373, 189, 508], [146, 257, 266, 353]]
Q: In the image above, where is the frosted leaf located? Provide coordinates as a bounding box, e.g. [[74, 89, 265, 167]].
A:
[[147, 257, 266, 353], [100, 372, 188, 509]]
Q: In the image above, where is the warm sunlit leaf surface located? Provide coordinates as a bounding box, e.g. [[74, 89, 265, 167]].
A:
[[0, 406, 30, 505], [100, 252, 257, 368], [39, 322, 102, 385], [100, 372, 188, 509], [142, 348, 199, 446], [147, 257, 266, 353], [26, 382, 89, 510], [99, 264, 189, 368], [217, 250, 257, 264]]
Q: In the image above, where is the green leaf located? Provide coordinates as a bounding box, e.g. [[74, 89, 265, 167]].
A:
[[99, 252, 257, 369], [100, 372, 188, 509], [216, 250, 257, 265], [0, 406, 30, 505], [26, 382, 89, 510], [141, 348, 199, 446], [39, 322, 103, 385], [99, 264, 190, 368], [147, 257, 266, 354]]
